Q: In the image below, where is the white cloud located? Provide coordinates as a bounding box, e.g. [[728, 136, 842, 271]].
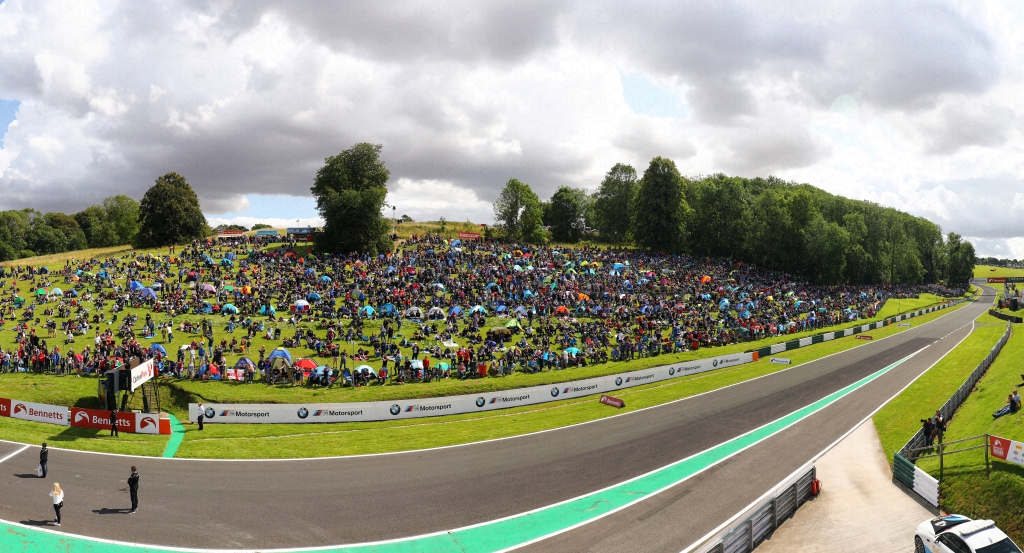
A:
[[0, 0, 1020, 257]]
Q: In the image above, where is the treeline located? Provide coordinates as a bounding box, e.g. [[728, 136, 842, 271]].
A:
[[0, 172, 212, 260], [0, 195, 139, 261], [496, 157, 976, 285], [976, 257, 1023, 269]]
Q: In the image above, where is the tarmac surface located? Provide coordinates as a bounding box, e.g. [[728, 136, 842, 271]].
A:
[[757, 419, 936, 553], [0, 288, 993, 551]]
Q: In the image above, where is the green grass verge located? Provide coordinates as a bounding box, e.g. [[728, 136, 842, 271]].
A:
[[873, 322, 1006, 461], [907, 329, 1024, 543], [975, 265, 1024, 279], [0, 295, 972, 459]]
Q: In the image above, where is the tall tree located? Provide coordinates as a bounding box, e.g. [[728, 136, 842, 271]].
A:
[[75, 205, 118, 247], [311, 143, 393, 255], [945, 232, 976, 285], [593, 163, 637, 243], [548, 186, 589, 243], [686, 174, 752, 258], [136, 172, 209, 248], [803, 214, 849, 284], [102, 195, 141, 245], [44, 212, 88, 251], [493, 178, 544, 243], [631, 157, 689, 252]]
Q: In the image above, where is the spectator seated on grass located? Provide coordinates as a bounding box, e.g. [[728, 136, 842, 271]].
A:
[[992, 391, 1021, 418]]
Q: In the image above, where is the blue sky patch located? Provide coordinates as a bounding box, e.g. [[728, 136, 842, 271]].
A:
[[620, 72, 686, 119]]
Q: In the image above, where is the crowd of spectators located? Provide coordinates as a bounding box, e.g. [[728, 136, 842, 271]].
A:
[[0, 234, 966, 386]]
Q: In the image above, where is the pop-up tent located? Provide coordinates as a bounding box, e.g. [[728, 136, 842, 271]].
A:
[[427, 307, 445, 320], [405, 306, 423, 319]]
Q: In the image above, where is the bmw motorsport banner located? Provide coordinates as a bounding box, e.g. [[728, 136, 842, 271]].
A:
[[189, 351, 754, 424]]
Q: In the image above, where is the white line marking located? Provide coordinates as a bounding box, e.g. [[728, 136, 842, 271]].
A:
[[0, 350, 930, 553], [0, 296, 978, 463], [678, 318, 979, 553], [0, 445, 29, 465]]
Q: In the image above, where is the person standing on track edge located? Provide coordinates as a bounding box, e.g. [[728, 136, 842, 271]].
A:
[[127, 466, 139, 513], [49, 482, 63, 526], [110, 409, 119, 437], [39, 442, 48, 478], [197, 402, 204, 430]]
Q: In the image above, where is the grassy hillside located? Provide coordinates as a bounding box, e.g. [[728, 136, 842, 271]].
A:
[[914, 329, 1024, 543]]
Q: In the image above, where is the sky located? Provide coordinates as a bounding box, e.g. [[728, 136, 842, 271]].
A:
[[0, 0, 1023, 257]]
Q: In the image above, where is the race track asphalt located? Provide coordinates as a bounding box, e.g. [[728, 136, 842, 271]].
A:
[[0, 288, 994, 552]]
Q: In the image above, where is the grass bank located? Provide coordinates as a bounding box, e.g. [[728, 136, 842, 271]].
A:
[[0, 299, 971, 459], [873, 321, 1006, 460], [908, 329, 1024, 543], [975, 265, 1024, 279]]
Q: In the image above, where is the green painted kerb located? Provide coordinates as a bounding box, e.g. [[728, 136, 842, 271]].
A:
[[161, 414, 185, 459], [0, 352, 919, 553]]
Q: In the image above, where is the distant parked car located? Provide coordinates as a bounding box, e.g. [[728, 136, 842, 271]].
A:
[[915, 515, 1021, 553]]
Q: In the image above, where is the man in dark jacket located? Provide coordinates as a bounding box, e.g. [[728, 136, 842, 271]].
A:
[[39, 442, 48, 478], [127, 465, 139, 513], [110, 409, 119, 437]]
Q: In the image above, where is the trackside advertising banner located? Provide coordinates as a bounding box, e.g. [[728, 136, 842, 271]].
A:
[[130, 359, 157, 391], [69, 408, 170, 434], [8, 399, 69, 426], [189, 352, 754, 424], [990, 435, 1024, 466]]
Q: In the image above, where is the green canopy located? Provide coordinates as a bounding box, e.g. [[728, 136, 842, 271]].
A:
[[505, 319, 522, 328], [35, 288, 47, 296]]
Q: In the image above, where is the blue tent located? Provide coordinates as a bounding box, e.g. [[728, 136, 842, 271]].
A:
[[470, 305, 488, 314], [220, 258, 233, 266], [307, 292, 322, 301], [359, 305, 376, 316], [380, 303, 396, 315], [496, 305, 507, 312], [141, 288, 158, 300], [305, 268, 316, 276], [130, 280, 144, 291], [523, 290, 535, 298], [449, 306, 464, 316], [222, 304, 238, 314], [201, 301, 213, 314], [319, 275, 332, 283], [613, 263, 626, 270], [68, 290, 78, 297], [451, 239, 462, 246], [268, 348, 292, 362], [151, 344, 167, 356], [259, 305, 276, 316]]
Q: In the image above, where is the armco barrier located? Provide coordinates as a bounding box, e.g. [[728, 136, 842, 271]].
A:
[[693, 465, 817, 553], [987, 309, 1023, 324], [898, 324, 1011, 461], [749, 296, 971, 360], [191, 351, 755, 423], [893, 453, 939, 507]]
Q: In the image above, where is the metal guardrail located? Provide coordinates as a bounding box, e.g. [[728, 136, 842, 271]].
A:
[[697, 466, 816, 553], [898, 324, 1011, 461], [988, 309, 1023, 324]]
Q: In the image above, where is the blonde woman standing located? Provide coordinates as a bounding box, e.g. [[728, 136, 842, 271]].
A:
[[49, 482, 64, 526]]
